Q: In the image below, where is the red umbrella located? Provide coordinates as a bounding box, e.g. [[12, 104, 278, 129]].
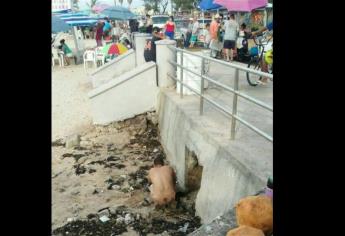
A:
[[108, 44, 120, 55]]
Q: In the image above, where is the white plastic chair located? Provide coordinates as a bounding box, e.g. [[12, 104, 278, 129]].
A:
[[52, 47, 64, 67], [83, 50, 96, 69], [95, 47, 106, 67]]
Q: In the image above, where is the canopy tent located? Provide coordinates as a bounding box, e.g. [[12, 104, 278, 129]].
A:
[[52, 15, 71, 33], [100, 6, 136, 20], [213, 0, 268, 12], [198, 0, 222, 11]]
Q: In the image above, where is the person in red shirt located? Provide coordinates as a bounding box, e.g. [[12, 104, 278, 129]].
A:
[[95, 22, 103, 47], [164, 16, 175, 40]]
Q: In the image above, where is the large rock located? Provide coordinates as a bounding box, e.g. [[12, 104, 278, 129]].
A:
[[65, 134, 81, 149], [226, 225, 265, 236], [235, 195, 273, 235]]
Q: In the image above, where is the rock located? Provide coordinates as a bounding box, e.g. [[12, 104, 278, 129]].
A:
[[120, 175, 127, 179], [62, 153, 73, 158], [65, 134, 81, 149], [226, 225, 265, 236], [136, 214, 140, 220], [153, 148, 159, 153], [236, 195, 273, 235], [124, 213, 133, 224], [67, 217, 76, 223], [80, 141, 90, 147], [52, 138, 65, 147], [116, 216, 125, 224], [71, 190, 80, 196]]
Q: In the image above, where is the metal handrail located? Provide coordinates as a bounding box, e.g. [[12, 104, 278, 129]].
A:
[[167, 46, 273, 142]]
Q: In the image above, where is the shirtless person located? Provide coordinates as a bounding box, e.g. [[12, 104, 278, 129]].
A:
[[147, 156, 176, 207]]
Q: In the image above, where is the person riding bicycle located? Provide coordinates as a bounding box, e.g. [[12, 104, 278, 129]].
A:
[[251, 22, 273, 85]]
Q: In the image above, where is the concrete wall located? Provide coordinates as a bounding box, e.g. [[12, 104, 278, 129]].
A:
[[88, 61, 158, 125], [133, 33, 151, 67], [157, 90, 271, 224], [90, 49, 135, 88]]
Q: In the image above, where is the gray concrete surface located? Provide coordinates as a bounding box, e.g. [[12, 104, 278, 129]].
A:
[[157, 59, 272, 224]]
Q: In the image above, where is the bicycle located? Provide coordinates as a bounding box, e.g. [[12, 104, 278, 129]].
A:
[[246, 32, 273, 86]]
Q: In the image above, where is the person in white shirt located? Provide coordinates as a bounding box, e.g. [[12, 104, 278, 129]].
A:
[[189, 17, 199, 48], [223, 14, 239, 62]]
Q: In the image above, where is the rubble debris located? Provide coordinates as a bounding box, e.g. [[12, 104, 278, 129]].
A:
[[65, 134, 81, 149]]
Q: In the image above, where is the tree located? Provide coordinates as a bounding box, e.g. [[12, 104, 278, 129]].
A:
[[86, 0, 99, 12], [160, 0, 169, 14], [72, 0, 79, 11], [144, 0, 160, 13], [114, 0, 117, 6], [127, 0, 133, 9], [119, 0, 124, 6], [173, 0, 198, 11]]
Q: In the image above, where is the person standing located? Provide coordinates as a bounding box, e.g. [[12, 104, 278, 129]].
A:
[[146, 14, 153, 34], [95, 22, 103, 47], [111, 22, 121, 43], [164, 16, 175, 40], [103, 18, 112, 40], [223, 14, 239, 62], [209, 14, 221, 58], [184, 18, 194, 48], [189, 17, 199, 48]]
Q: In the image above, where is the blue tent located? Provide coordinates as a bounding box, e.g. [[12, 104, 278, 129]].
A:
[[52, 15, 71, 33], [199, 0, 222, 10], [100, 6, 136, 20]]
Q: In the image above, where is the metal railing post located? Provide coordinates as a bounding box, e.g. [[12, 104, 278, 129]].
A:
[[200, 57, 205, 115], [231, 68, 239, 139], [180, 50, 184, 98]]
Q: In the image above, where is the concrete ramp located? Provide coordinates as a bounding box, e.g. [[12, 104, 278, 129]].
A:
[[90, 49, 135, 88], [88, 61, 158, 125]]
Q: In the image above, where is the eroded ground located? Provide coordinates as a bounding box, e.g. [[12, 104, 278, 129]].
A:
[[52, 113, 201, 236]]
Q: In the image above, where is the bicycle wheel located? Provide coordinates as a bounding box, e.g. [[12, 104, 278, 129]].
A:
[[246, 58, 262, 86]]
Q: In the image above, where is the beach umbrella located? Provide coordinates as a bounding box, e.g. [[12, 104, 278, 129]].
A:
[[199, 0, 222, 10], [52, 15, 71, 33], [213, 0, 267, 12], [102, 43, 128, 55], [100, 6, 136, 20]]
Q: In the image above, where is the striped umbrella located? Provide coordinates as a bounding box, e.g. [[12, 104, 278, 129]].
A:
[[92, 4, 112, 13], [52, 15, 71, 33], [100, 6, 136, 20], [102, 43, 128, 55]]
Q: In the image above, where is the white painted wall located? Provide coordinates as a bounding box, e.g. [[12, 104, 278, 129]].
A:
[[90, 49, 136, 88], [176, 50, 209, 95], [133, 33, 151, 67], [155, 39, 177, 88], [88, 62, 158, 125]]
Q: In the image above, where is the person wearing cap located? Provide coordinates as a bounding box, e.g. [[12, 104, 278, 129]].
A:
[[184, 18, 194, 48], [189, 17, 199, 48]]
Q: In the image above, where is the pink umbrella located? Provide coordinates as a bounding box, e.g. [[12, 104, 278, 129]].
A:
[[213, 0, 267, 12], [92, 4, 111, 13]]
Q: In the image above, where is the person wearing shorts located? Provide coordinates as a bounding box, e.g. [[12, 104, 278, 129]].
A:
[[222, 14, 239, 62], [189, 17, 199, 48]]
